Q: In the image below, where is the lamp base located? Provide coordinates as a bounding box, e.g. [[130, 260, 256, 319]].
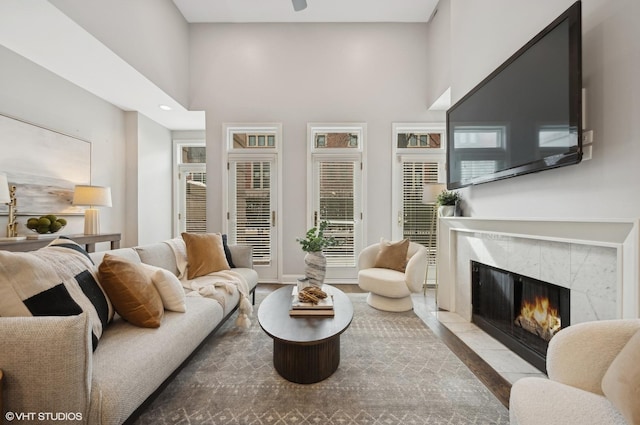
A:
[[84, 208, 100, 235]]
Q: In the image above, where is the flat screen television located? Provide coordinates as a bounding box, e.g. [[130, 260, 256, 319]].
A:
[[446, 1, 582, 189]]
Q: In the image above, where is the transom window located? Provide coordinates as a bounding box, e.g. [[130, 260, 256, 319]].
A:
[[233, 133, 276, 148], [396, 132, 442, 149], [315, 133, 359, 149]]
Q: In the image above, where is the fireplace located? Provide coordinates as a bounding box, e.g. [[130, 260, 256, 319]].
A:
[[471, 261, 570, 373]]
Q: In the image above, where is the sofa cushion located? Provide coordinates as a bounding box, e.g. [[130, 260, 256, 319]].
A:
[[141, 263, 187, 313], [135, 243, 180, 277], [0, 238, 112, 350], [89, 296, 223, 425], [601, 329, 640, 424], [98, 254, 164, 328], [182, 232, 230, 279], [374, 238, 409, 272]]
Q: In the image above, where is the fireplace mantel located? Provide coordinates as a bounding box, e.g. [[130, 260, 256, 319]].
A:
[[437, 217, 640, 321]]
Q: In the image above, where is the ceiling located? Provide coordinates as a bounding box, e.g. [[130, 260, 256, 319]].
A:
[[0, 1, 439, 132], [172, 0, 440, 23]]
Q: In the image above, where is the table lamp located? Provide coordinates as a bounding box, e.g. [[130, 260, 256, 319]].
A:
[[73, 185, 112, 235]]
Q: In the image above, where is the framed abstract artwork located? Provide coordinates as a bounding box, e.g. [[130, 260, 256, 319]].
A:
[[0, 113, 91, 215]]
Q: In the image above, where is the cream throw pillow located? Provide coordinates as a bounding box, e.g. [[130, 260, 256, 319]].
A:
[[601, 329, 640, 424], [141, 263, 186, 313], [374, 238, 410, 272], [98, 254, 164, 328], [181, 232, 230, 279]]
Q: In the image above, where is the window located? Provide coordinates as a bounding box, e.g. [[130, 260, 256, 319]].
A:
[[233, 133, 276, 148], [396, 132, 442, 149]]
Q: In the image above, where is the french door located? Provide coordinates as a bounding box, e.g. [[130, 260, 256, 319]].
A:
[[308, 124, 365, 282], [228, 156, 278, 280]]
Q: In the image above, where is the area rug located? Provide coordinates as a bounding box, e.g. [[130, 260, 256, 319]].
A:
[[133, 292, 509, 424]]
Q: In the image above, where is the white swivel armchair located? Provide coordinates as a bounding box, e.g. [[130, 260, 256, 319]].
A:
[[357, 239, 428, 312]]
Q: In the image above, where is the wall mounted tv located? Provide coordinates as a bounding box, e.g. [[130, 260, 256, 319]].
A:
[[446, 1, 582, 189]]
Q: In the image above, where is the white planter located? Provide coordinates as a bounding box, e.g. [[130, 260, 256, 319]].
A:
[[439, 205, 455, 217], [304, 251, 326, 287]]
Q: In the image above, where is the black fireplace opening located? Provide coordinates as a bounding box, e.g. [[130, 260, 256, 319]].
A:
[[471, 261, 570, 373]]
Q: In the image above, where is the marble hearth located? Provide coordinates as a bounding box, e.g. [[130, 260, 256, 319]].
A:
[[437, 218, 640, 325]]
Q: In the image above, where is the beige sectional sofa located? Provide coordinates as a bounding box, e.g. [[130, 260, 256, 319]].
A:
[[0, 239, 258, 425]]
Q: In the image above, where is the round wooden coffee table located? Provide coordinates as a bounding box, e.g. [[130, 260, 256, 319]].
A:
[[258, 284, 354, 384]]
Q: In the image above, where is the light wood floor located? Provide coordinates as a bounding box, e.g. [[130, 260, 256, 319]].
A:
[[255, 282, 511, 408]]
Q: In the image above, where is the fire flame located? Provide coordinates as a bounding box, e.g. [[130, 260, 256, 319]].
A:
[[515, 296, 561, 341]]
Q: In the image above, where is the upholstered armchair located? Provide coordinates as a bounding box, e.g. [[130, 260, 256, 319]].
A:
[[509, 319, 640, 425], [357, 239, 428, 312]]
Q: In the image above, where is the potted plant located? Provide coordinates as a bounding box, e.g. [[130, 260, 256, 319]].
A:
[[296, 221, 338, 287], [436, 190, 460, 217]]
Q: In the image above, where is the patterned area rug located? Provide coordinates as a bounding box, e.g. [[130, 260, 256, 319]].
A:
[[134, 292, 509, 424]]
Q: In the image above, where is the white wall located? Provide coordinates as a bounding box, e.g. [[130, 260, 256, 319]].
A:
[[137, 114, 173, 245], [0, 44, 176, 249], [50, 0, 191, 107], [0, 45, 128, 247], [190, 23, 445, 277], [425, 0, 451, 108], [123, 112, 174, 247], [447, 0, 640, 220]]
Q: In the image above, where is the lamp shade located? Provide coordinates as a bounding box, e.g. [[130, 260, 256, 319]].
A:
[[0, 174, 10, 204], [73, 185, 112, 207], [422, 183, 446, 204]]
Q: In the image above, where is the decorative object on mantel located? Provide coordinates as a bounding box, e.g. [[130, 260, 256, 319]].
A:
[[296, 220, 338, 287], [72, 185, 112, 235], [422, 183, 446, 298], [0, 173, 23, 240], [436, 189, 460, 217]]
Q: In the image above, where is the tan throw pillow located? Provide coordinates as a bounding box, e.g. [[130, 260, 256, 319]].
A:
[[374, 238, 410, 272], [602, 329, 640, 424], [181, 232, 230, 279], [98, 254, 164, 328]]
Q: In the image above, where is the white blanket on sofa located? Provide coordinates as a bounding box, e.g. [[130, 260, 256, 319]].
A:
[[165, 237, 252, 328]]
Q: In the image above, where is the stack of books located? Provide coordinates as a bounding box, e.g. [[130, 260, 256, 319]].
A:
[[289, 285, 334, 317]]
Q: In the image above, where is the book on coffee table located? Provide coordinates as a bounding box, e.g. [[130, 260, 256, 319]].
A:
[[290, 285, 334, 310], [289, 307, 335, 317]]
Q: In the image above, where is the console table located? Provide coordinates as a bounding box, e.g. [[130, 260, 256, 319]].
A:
[[0, 233, 121, 253]]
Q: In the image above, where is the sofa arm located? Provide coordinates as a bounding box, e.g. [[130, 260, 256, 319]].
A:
[[228, 244, 253, 269], [358, 244, 380, 270], [547, 319, 640, 395], [0, 314, 93, 423], [405, 246, 428, 293]]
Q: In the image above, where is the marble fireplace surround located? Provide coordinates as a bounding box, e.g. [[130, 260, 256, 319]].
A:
[[437, 217, 640, 324]]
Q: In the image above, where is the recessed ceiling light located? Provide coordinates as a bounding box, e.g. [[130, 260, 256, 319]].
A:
[[159, 104, 172, 111]]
